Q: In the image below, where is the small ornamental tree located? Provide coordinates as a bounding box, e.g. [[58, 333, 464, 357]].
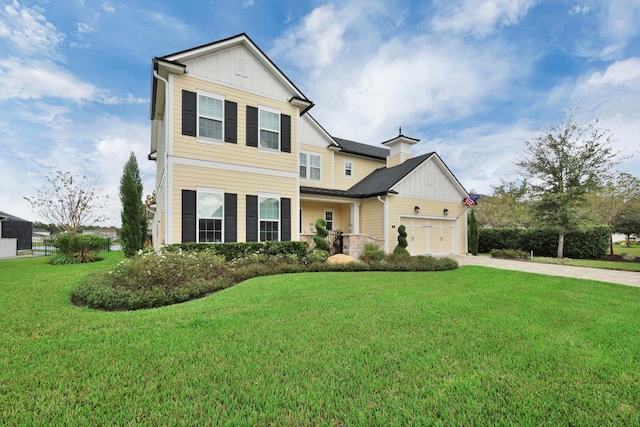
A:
[[24, 168, 108, 235], [393, 225, 410, 256], [119, 152, 146, 257], [313, 218, 329, 252], [468, 209, 479, 255]]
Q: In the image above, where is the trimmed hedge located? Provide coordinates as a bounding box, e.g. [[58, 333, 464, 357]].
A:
[[479, 227, 610, 258], [50, 233, 110, 254], [165, 241, 309, 262]]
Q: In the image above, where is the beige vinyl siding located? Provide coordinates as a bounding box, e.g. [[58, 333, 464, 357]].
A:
[[172, 76, 298, 173], [171, 164, 298, 243], [300, 201, 350, 232], [333, 153, 384, 191], [388, 195, 467, 255], [359, 198, 384, 241]]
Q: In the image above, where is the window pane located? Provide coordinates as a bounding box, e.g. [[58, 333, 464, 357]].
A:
[[199, 219, 222, 243], [300, 153, 307, 166], [260, 110, 279, 132], [259, 197, 279, 220], [300, 165, 307, 178], [199, 117, 222, 140], [310, 155, 321, 168], [310, 168, 320, 180], [260, 129, 279, 149], [199, 96, 222, 119], [198, 192, 223, 218], [260, 221, 279, 242]]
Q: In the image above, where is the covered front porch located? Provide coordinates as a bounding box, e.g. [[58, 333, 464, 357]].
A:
[[299, 193, 382, 259]]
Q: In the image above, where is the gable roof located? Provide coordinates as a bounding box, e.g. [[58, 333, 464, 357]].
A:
[[332, 137, 389, 160], [347, 153, 435, 197], [160, 33, 312, 106]]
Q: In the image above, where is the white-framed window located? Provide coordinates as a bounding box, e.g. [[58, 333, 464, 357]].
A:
[[259, 193, 280, 241], [300, 152, 321, 181], [259, 107, 280, 150], [344, 160, 353, 177], [197, 91, 224, 141], [197, 189, 224, 242], [325, 210, 334, 231]]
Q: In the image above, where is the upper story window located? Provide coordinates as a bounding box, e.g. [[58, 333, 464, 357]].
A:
[[259, 107, 280, 150], [259, 194, 280, 242], [198, 92, 224, 141], [300, 152, 321, 181], [344, 160, 353, 177], [197, 189, 223, 243]]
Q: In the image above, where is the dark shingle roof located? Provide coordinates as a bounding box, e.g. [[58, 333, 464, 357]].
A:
[[300, 153, 435, 199], [332, 137, 389, 160], [0, 211, 30, 222], [347, 153, 435, 197]]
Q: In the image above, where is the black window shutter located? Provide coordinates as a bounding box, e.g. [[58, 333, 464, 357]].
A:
[[246, 195, 258, 241], [182, 190, 196, 243], [182, 90, 197, 137], [224, 101, 237, 144], [281, 114, 291, 153], [246, 106, 258, 147], [281, 197, 291, 241], [224, 193, 237, 242]]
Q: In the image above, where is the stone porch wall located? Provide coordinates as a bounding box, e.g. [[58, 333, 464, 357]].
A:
[[300, 233, 385, 260]]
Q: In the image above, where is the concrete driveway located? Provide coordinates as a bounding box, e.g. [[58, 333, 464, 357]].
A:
[[454, 255, 640, 288]]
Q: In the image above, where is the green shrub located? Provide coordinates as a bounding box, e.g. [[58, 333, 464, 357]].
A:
[[50, 233, 109, 261], [48, 253, 79, 265], [73, 247, 459, 311], [393, 225, 410, 256], [313, 218, 329, 252], [361, 243, 386, 263], [165, 241, 309, 262], [490, 249, 530, 260], [479, 227, 611, 259], [303, 249, 330, 264]]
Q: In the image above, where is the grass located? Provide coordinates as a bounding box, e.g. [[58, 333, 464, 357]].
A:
[[614, 243, 640, 257], [532, 256, 640, 272], [1, 253, 639, 425]]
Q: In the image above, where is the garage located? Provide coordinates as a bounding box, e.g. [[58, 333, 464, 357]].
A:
[[402, 217, 456, 256]]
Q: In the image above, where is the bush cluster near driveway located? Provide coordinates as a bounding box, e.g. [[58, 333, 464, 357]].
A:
[[71, 243, 458, 311], [2, 254, 639, 426]]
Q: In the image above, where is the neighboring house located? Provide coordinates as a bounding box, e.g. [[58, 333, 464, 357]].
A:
[[0, 211, 32, 257], [149, 33, 471, 257], [82, 228, 119, 239]]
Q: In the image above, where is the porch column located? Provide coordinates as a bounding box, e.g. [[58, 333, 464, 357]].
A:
[[350, 202, 360, 234]]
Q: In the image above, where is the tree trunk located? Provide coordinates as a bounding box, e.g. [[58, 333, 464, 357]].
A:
[[609, 234, 614, 256], [557, 227, 565, 259]]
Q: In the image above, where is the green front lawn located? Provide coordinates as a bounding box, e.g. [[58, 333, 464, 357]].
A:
[[532, 256, 640, 271], [1, 254, 639, 425], [614, 243, 640, 257]]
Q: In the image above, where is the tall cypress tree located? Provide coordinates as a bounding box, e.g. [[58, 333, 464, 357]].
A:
[[468, 209, 479, 256], [120, 152, 145, 257]]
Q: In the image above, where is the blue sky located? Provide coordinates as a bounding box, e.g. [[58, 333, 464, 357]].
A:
[[1, 0, 639, 225]]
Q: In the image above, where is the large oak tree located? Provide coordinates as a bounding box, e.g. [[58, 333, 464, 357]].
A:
[[516, 115, 622, 258]]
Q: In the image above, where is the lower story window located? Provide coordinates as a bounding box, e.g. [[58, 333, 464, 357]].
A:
[[259, 195, 280, 242], [325, 210, 334, 231], [199, 218, 222, 242], [198, 190, 223, 243]]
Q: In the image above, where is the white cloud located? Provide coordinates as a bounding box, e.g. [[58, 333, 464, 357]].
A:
[[431, 0, 537, 36], [243, 0, 254, 8], [568, 4, 591, 16], [597, 0, 640, 59], [102, 2, 115, 13], [587, 57, 640, 86], [76, 22, 95, 34], [0, 0, 64, 57], [271, 4, 347, 68], [0, 58, 96, 102]]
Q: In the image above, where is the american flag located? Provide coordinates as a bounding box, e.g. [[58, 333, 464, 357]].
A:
[[463, 194, 479, 206]]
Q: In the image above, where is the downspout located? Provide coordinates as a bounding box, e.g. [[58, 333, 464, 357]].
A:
[[153, 70, 170, 245], [377, 195, 388, 253]]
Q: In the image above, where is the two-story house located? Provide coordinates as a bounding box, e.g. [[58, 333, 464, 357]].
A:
[[149, 33, 471, 257]]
